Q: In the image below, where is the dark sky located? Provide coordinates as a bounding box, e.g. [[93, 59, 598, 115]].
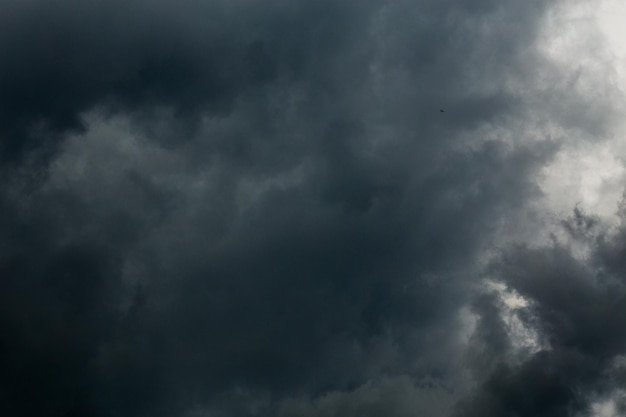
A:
[[1, 0, 625, 416]]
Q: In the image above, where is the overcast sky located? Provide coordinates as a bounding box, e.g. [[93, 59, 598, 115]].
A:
[[1, 0, 626, 416]]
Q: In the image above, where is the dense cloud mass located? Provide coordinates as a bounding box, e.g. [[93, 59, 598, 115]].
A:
[[1, 0, 625, 416], [454, 207, 626, 417]]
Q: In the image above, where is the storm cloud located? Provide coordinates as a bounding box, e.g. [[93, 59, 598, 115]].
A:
[[1, 0, 624, 416]]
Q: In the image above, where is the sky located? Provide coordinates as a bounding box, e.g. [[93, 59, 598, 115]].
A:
[[1, 0, 625, 416]]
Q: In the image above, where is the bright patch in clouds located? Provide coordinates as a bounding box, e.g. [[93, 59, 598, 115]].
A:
[[590, 395, 623, 417], [597, 0, 626, 69], [538, 0, 626, 224], [541, 143, 625, 220]]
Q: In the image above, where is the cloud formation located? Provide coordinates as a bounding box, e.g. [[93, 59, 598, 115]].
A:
[[455, 207, 626, 417], [0, 0, 624, 416]]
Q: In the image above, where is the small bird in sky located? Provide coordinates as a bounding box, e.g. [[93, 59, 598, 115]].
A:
[[440, 109, 445, 113]]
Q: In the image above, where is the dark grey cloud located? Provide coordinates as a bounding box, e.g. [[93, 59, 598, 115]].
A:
[[0, 0, 621, 416], [278, 375, 455, 417], [455, 207, 626, 417], [0, 0, 378, 161]]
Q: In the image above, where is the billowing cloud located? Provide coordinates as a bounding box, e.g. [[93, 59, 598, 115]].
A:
[[455, 207, 626, 417], [0, 0, 624, 416]]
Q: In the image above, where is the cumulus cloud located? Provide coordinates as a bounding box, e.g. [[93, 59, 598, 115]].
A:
[[0, 0, 624, 416], [455, 206, 626, 417]]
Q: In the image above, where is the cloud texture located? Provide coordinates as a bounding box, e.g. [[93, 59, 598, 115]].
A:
[[0, 0, 625, 416]]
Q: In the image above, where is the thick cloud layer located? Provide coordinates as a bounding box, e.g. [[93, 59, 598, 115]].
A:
[[0, 0, 624, 416], [455, 208, 626, 417]]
